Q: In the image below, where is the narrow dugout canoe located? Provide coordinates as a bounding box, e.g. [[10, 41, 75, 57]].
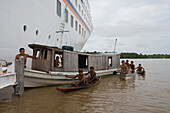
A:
[[56, 77, 101, 92], [120, 73, 136, 80]]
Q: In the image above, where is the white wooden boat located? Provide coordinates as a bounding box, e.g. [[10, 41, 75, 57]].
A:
[[24, 68, 119, 87], [0, 66, 16, 89], [23, 44, 120, 88], [120, 73, 136, 81]]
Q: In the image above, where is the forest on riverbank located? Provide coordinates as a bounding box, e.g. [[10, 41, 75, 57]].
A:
[[85, 51, 170, 59], [120, 53, 170, 58]]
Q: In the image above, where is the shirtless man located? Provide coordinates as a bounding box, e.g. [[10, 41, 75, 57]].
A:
[[120, 60, 128, 74], [136, 64, 145, 74], [130, 61, 135, 73], [65, 70, 86, 87], [15, 48, 35, 68], [86, 66, 97, 84]]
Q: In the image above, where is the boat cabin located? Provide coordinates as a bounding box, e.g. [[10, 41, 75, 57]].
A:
[[29, 44, 120, 72]]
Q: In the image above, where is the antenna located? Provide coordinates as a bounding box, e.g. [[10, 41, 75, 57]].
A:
[[57, 5, 68, 48], [114, 39, 117, 53]]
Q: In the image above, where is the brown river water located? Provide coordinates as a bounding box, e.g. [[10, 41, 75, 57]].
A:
[[0, 59, 170, 113]]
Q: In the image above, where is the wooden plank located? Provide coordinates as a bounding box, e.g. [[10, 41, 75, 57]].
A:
[[15, 56, 24, 96], [63, 52, 78, 72]]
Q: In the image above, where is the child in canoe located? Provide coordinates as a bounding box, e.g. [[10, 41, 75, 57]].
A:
[[136, 64, 145, 74], [65, 70, 86, 87], [120, 60, 128, 74], [86, 66, 97, 84]]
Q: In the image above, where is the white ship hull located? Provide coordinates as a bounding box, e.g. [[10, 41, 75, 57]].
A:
[[0, 0, 93, 63]]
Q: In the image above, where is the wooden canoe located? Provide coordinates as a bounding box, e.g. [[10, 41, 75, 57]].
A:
[[120, 73, 136, 80], [56, 77, 101, 92]]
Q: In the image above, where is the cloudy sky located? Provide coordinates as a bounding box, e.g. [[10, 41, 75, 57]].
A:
[[82, 0, 170, 54]]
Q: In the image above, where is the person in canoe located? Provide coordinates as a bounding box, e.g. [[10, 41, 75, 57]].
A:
[[120, 60, 128, 74], [125, 60, 130, 69], [136, 64, 145, 74], [130, 61, 135, 73], [65, 70, 86, 87], [15, 48, 36, 68], [86, 66, 97, 84]]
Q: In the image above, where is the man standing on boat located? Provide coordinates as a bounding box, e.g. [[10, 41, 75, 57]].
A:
[[120, 60, 128, 74], [86, 66, 97, 84], [65, 70, 86, 87], [15, 48, 36, 68]]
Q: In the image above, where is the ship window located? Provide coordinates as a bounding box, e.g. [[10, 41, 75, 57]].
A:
[[34, 50, 40, 58], [36, 30, 39, 35], [82, 28, 84, 36], [84, 31, 86, 38], [71, 15, 74, 28], [79, 5, 81, 12], [23, 25, 27, 32], [79, 24, 81, 34], [75, 0, 77, 6], [75, 21, 78, 31], [65, 9, 68, 23], [57, 0, 61, 17], [44, 50, 47, 59]]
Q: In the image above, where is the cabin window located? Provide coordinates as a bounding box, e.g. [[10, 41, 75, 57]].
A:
[[108, 56, 112, 67], [71, 15, 74, 28], [79, 24, 81, 34], [78, 55, 88, 68], [65, 9, 68, 23], [54, 51, 63, 68], [75, 21, 78, 31], [34, 49, 48, 60], [57, 0, 61, 17]]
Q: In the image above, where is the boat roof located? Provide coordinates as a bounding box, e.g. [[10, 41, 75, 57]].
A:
[[28, 44, 119, 56]]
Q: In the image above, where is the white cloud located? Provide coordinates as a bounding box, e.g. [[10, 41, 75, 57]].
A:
[[83, 0, 170, 54]]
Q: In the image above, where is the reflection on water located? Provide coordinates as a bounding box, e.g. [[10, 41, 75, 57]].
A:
[[0, 59, 170, 113], [138, 74, 146, 80]]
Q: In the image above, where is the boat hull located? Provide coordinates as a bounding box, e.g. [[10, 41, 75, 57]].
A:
[[24, 68, 118, 87], [120, 73, 136, 80], [56, 77, 101, 92]]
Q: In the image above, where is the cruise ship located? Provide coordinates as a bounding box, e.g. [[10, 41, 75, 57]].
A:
[[0, 0, 93, 63]]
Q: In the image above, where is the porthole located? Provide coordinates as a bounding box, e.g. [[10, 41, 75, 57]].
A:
[[48, 35, 51, 39], [36, 30, 39, 35], [23, 25, 27, 32]]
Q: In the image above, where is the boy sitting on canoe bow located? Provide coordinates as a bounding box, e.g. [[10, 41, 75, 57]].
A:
[[86, 66, 97, 84], [136, 64, 145, 74], [65, 70, 86, 87]]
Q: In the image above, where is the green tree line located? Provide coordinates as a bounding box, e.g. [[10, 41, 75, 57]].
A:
[[120, 53, 170, 59]]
